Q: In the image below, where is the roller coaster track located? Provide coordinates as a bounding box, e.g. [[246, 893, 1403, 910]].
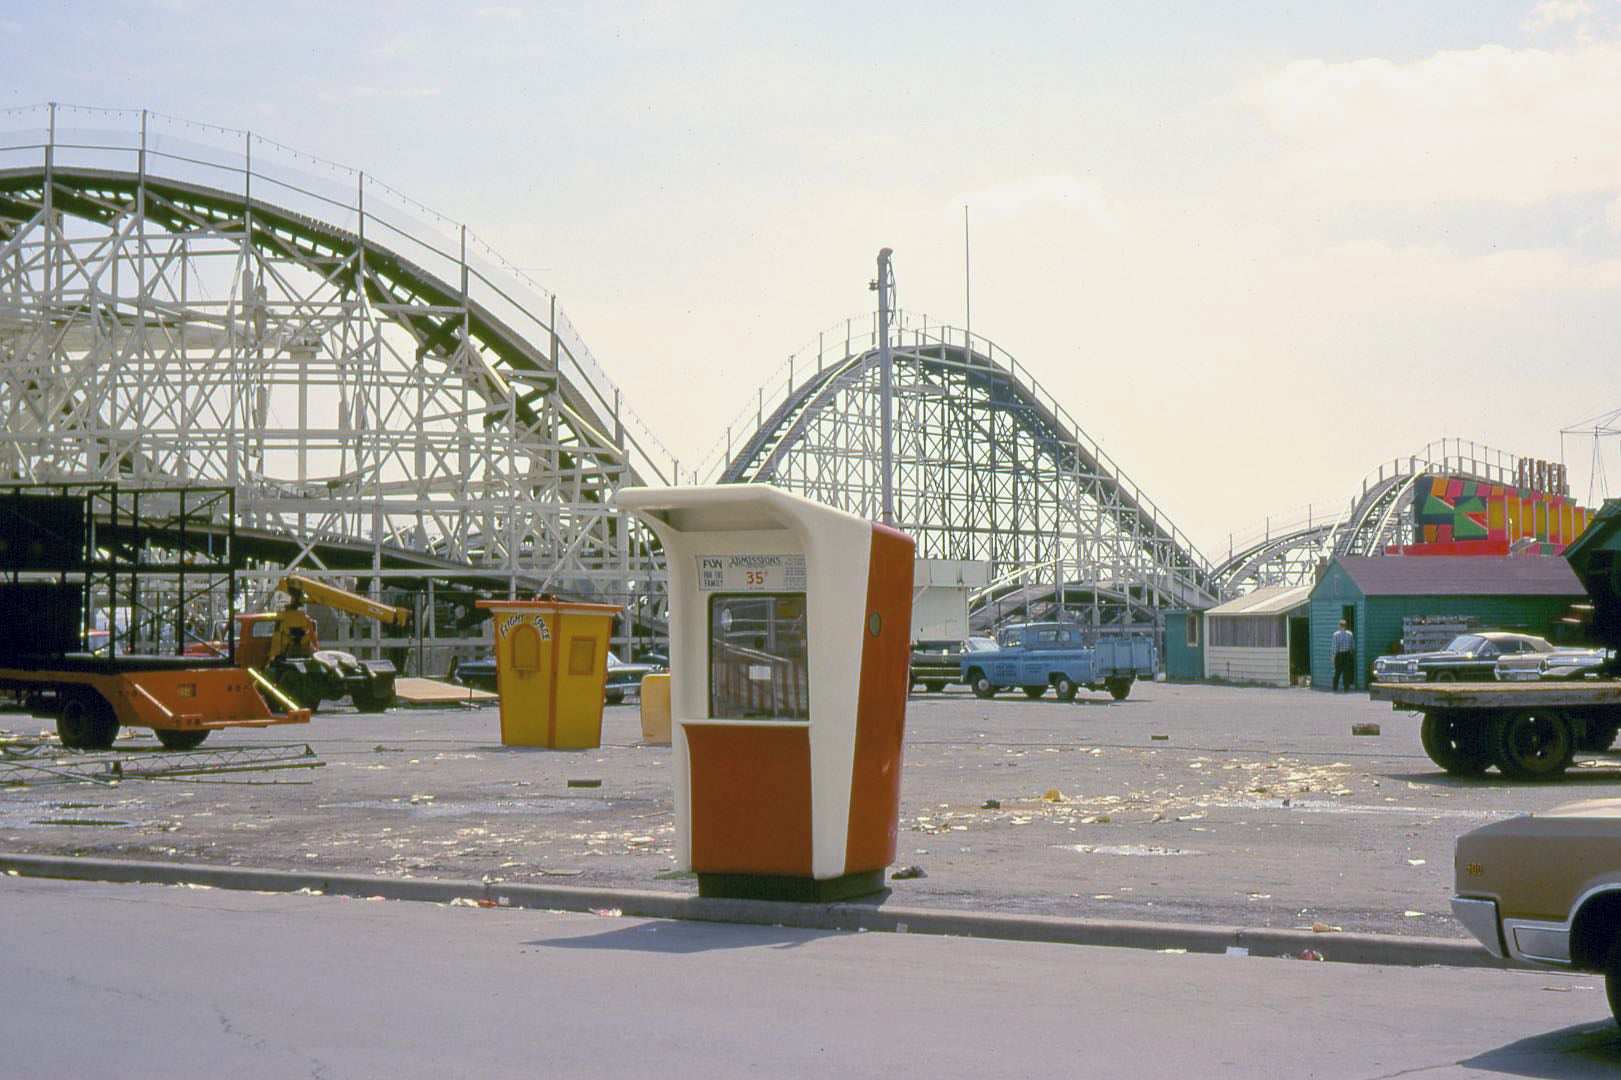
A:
[[1210, 439, 1526, 592], [707, 313, 1222, 620], [0, 105, 675, 666]]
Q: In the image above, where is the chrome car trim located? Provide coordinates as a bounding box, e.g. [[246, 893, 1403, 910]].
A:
[[1505, 919, 1571, 965], [1450, 897, 1505, 958]]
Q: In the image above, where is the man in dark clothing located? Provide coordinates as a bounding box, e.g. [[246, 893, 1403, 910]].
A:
[[1331, 619, 1356, 691]]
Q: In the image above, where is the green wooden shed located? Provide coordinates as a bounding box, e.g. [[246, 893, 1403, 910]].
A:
[[1308, 556, 1585, 691]]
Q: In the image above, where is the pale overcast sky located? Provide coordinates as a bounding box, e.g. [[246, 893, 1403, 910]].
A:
[[7, 1, 1621, 557]]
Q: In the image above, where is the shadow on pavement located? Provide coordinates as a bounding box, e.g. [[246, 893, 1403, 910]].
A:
[[1384, 769, 1621, 788], [1461, 1020, 1621, 1078], [527, 920, 834, 955]]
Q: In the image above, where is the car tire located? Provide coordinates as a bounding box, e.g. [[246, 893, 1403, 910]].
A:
[[1419, 711, 1489, 777], [1054, 676, 1077, 702], [1106, 678, 1132, 702], [1607, 935, 1621, 1029], [1022, 685, 1046, 699], [969, 671, 996, 699], [924, 681, 946, 694], [1432, 670, 1457, 683], [1490, 708, 1573, 780]]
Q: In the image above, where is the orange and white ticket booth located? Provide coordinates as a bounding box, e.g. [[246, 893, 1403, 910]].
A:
[[615, 484, 914, 901]]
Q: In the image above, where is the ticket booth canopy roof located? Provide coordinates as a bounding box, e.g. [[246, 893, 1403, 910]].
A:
[[615, 484, 870, 536]]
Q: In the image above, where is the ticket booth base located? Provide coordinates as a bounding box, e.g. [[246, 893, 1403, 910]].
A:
[[697, 869, 886, 903]]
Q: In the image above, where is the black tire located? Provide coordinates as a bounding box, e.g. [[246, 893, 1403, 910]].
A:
[[1578, 721, 1620, 753], [274, 669, 322, 713], [1607, 935, 1621, 1030], [924, 681, 946, 694], [1023, 685, 1046, 699], [1431, 670, 1457, 683], [1490, 708, 1573, 780], [969, 671, 996, 700], [58, 690, 118, 751], [350, 683, 394, 713], [1419, 711, 1489, 777], [1106, 678, 1132, 702], [154, 728, 209, 751], [605, 692, 624, 705], [1054, 676, 1077, 702]]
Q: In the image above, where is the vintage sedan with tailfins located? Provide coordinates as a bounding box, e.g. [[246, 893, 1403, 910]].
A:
[[1371, 632, 1554, 684]]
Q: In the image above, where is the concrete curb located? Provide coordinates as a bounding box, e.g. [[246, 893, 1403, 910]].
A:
[[0, 852, 1501, 970]]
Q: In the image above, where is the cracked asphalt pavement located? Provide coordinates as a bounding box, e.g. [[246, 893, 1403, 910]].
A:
[[5, 680, 1617, 937]]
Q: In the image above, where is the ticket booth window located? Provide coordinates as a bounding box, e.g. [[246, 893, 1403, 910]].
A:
[[708, 593, 810, 720]]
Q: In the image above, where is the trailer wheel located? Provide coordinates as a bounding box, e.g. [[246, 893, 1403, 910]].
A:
[[969, 671, 996, 699], [154, 728, 208, 751], [58, 690, 118, 751], [1054, 676, 1077, 702], [1419, 711, 1489, 777], [1490, 708, 1573, 780], [1106, 678, 1132, 702], [924, 681, 946, 694]]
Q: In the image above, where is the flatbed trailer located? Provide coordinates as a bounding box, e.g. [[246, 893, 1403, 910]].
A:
[[1369, 680, 1621, 780], [0, 654, 310, 751], [0, 484, 312, 750]]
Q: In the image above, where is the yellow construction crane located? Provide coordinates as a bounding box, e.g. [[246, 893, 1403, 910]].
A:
[[237, 575, 412, 713]]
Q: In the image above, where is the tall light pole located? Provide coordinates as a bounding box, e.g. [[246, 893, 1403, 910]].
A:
[[874, 247, 896, 526]]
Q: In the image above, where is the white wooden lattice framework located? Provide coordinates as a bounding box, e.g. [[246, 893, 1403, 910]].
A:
[[1210, 439, 1531, 592], [705, 314, 1223, 631], [0, 105, 674, 659]]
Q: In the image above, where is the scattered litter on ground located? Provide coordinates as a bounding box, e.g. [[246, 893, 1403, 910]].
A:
[[891, 865, 926, 880]]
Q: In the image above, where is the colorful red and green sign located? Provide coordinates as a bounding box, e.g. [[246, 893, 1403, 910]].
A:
[[1408, 475, 1590, 553]]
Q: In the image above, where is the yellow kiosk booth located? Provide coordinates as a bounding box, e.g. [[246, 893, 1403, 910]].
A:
[[475, 597, 620, 749], [616, 484, 914, 901]]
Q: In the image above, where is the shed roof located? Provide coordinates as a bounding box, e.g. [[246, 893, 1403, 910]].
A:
[[1332, 555, 1584, 597], [1206, 583, 1313, 617]]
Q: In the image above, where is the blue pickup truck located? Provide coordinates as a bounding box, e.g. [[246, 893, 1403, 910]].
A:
[[961, 622, 1157, 702]]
